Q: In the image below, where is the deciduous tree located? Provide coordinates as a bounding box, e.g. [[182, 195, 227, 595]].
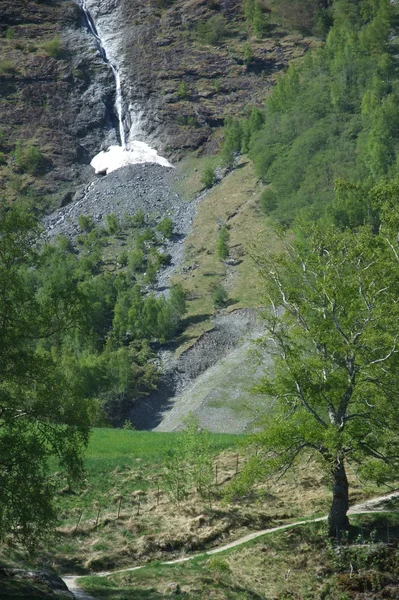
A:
[[234, 208, 399, 536]]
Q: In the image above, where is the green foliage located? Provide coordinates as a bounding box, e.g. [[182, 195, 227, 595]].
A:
[[162, 415, 214, 502], [0, 208, 91, 547], [5, 27, 14, 39], [243, 43, 253, 66], [243, 1, 399, 224], [128, 248, 146, 274], [244, 0, 267, 37], [106, 213, 119, 235], [212, 284, 228, 307], [156, 217, 174, 239], [236, 202, 399, 533], [125, 209, 145, 228], [0, 59, 16, 74], [271, 0, 332, 34], [14, 142, 44, 175], [222, 119, 243, 165], [42, 35, 63, 59], [177, 81, 189, 99], [78, 213, 95, 232], [216, 226, 230, 260], [197, 14, 228, 45], [259, 187, 277, 214], [201, 166, 215, 189], [118, 251, 128, 267]]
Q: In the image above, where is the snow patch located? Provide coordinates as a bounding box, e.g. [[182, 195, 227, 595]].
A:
[[91, 143, 173, 175]]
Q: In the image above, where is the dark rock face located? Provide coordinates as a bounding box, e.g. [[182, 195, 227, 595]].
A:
[[0, 0, 116, 206], [93, 0, 312, 157], [0, 0, 312, 203], [0, 567, 75, 598]]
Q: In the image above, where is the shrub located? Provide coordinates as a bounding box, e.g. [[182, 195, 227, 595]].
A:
[[5, 28, 14, 40], [216, 226, 230, 260], [0, 59, 16, 75], [118, 251, 128, 267], [212, 284, 228, 307], [177, 81, 189, 99], [0, 152, 6, 166], [201, 166, 215, 189], [128, 249, 146, 273], [126, 210, 145, 228], [106, 213, 119, 235], [243, 43, 253, 66], [156, 217, 174, 239], [77, 214, 94, 232], [14, 142, 44, 175], [197, 14, 228, 45], [260, 187, 277, 214], [42, 35, 63, 59]]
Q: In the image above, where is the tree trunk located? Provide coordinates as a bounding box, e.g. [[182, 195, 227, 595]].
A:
[[328, 457, 350, 538]]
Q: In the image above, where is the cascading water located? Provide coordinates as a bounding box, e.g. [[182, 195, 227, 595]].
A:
[[79, 0, 172, 174]]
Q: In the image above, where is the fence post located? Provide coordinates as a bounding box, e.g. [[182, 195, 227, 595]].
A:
[[74, 511, 83, 534], [215, 465, 218, 485], [137, 493, 141, 516], [157, 485, 160, 506], [95, 506, 101, 529], [236, 454, 239, 474]]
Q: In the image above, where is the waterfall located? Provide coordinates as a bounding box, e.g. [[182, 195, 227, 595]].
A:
[[80, 0, 126, 148], [78, 0, 172, 174]]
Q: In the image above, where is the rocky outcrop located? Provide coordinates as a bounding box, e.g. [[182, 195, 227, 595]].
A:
[[0, 567, 75, 598], [79, 0, 314, 157], [0, 0, 117, 206]]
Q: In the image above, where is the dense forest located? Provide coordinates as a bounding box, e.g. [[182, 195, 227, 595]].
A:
[[224, 0, 399, 225]]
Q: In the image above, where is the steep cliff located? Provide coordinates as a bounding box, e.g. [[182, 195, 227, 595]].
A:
[[0, 0, 312, 208], [0, 0, 117, 208]]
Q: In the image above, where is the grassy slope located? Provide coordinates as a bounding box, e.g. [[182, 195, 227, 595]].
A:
[[172, 158, 280, 352], [28, 429, 389, 576], [80, 510, 399, 600]]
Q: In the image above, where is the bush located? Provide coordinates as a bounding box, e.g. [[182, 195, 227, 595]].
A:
[[201, 166, 215, 189], [212, 284, 228, 308], [127, 210, 145, 228], [42, 35, 63, 59], [14, 142, 44, 175], [197, 14, 228, 45], [156, 217, 174, 239], [128, 249, 146, 273], [216, 226, 230, 260], [77, 214, 94, 232], [260, 187, 277, 214], [177, 81, 189, 99], [118, 251, 128, 267], [0, 59, 16, 75], [243, 43, 253, 66], [106, 213, 119, 235]]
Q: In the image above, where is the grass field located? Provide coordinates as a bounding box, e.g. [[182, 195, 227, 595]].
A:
[[80, 512, 399, 599], [35, 429, 390, 576]]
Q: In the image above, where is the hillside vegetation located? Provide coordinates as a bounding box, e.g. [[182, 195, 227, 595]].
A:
[[221, 0, 399, 224]]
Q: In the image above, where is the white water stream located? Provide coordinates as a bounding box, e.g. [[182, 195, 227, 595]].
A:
[[79, 0, 172, 174]]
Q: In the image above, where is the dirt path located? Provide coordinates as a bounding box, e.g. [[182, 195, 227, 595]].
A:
[[62, 490, 399, 598]]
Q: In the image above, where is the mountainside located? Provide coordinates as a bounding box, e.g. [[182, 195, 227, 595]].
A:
[[0, 0, 313, 209]]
